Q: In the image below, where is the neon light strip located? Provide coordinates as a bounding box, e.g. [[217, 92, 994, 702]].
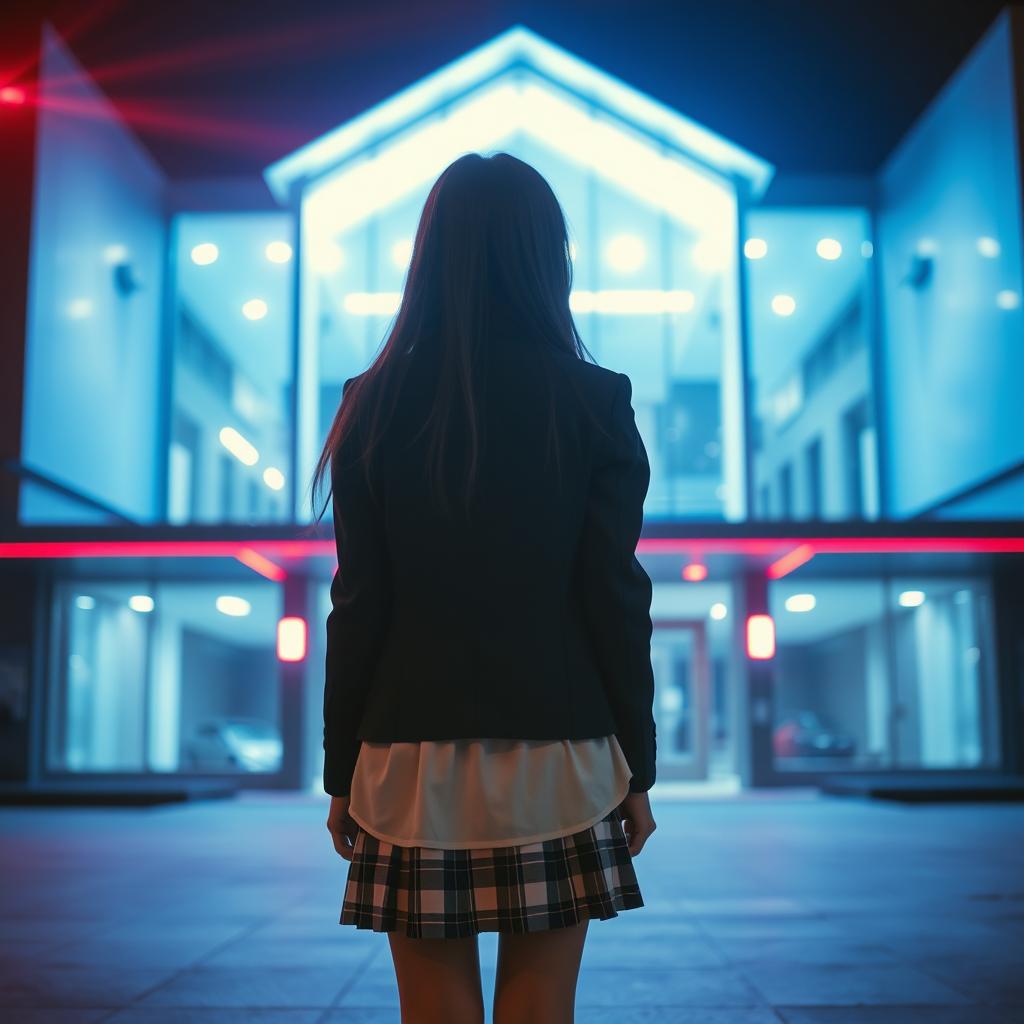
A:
[[236, 547, 288, 582], [766, 543, 816, 579], [1, 537, 1021, 561]]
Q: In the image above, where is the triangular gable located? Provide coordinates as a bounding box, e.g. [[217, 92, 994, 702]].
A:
[[263, 25, 773, 205]]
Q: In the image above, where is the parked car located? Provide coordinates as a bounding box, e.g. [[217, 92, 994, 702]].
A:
[[773, 710, 856, 759], [184, 717, 283, 773]]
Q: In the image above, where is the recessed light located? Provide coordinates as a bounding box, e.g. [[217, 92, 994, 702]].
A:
[[242, 298, 268, 320], [265, 241, 293, 264], [816, 238, 842, 260], [190, 242, 218, 266], [744, 238, 767, 260], [976, 237, 1000, 259], [216, 595, 252, 617], [771, 294, 796, 317], [263, 467, 285, 491]]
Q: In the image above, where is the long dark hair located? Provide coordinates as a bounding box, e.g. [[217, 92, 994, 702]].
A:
[[307, 152, 598, 526]]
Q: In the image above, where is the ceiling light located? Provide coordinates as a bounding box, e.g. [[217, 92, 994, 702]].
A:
[[816, 238, 842, 260], [190, 242, 219, 266], [216, 595, 252, 617], [976, 237, 1000, 259], [265, 241, 293, 263], [263, 467, 285, 491], [771, 294, 796, 316], [219, 426, 259, 466], [242, 298, 268, 320], [744, 238, 767, 260]]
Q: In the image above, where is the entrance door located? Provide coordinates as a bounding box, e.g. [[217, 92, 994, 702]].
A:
[[651, 620, 711, 782]]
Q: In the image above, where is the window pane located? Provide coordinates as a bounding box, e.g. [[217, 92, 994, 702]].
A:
[[171, 213, 295, 524], [48, 580, 283, 776], [746, 208, 878, 521]]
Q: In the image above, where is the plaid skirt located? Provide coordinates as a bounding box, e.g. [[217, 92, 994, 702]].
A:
[[339, 805, 644, 938]]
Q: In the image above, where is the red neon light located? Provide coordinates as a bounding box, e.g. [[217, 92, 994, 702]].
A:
[[0, 535, 1022, 565], [746, 614, 776, 660], [0, 86, 26, 105], [682, 562, 708, 582], [235, 547, 287, 582], [767, 543, 816, 579], [277, 617, 307, 662]]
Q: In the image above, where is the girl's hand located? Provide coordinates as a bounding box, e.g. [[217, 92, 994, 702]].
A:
[[327, 795, 360, 861], [617, 790, 657, 857]]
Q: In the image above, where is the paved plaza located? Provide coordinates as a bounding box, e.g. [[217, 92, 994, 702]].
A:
[[1, 790, 1022, 1022]]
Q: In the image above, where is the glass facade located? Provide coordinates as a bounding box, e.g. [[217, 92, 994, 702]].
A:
[[771, 575, 999, 772], [47, 578, 283, 776], [296, 76, 745, 522], [746, 207, 879, 521], [170, 213, 296, 524]]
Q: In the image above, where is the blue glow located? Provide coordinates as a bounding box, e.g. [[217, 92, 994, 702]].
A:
[[263, 26, 774, 203]]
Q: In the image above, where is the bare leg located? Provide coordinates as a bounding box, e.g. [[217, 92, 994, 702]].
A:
[[493, 919, 590, 1024], [386, 931, 485, 1024]]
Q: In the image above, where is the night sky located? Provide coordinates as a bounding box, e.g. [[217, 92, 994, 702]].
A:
[[3, 0, 1012, 179]]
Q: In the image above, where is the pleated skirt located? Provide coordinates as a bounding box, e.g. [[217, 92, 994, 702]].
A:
[[339, 805, 645, 938]]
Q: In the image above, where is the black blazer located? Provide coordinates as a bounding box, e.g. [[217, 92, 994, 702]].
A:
[[323, 341, 657, 797]]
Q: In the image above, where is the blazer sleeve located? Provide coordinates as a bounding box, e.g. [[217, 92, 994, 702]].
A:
[[578, 372, 657, 792], [323, 377, 393, 797]]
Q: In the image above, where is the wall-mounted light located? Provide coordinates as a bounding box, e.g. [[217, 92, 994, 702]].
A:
[[746, 614, 775, 660], [278, 617, 307, 661]]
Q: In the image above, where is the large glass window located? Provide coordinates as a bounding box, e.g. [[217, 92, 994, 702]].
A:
[[771, 575, 999, 772], [745, 208, 879, 520], [47, 578, 283, 776], [298, 72, 746, 522], [170, 213, 295, 524]]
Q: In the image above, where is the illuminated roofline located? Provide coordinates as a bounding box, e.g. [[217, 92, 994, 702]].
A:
[[263, 24, 774, 203]]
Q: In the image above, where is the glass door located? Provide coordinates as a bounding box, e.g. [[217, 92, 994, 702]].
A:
[[651, 620, 710, 781]]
